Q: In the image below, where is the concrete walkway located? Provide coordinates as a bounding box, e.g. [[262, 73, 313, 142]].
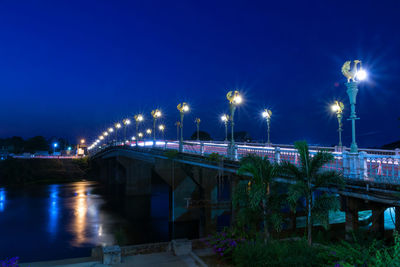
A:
[[20, 251, 205, 267]]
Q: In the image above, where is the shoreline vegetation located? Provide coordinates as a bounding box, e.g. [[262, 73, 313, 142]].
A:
[[0, 157, 91, 187]]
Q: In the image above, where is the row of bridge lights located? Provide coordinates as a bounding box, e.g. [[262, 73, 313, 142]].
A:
[[88, 60, 367, 153]]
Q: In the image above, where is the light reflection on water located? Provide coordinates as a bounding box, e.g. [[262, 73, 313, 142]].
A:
[[0, 181, 125, 262], [0, 188, 5, 212]]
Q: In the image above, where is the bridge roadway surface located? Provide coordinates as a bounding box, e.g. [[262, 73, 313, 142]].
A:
[[91, 143, 400, 207]]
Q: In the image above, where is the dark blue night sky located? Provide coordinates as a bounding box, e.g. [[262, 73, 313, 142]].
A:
[[0, 0, 399, 147]]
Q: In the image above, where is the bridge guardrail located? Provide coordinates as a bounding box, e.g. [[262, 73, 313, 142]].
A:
[[90, 140, 399, 186]]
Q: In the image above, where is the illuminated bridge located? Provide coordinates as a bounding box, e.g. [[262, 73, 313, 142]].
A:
[[90, 140, 400, 186]]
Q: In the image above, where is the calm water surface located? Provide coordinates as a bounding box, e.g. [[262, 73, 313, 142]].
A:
[[0, 181, 170, 263]]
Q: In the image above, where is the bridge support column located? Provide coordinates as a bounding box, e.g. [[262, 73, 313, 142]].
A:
[[396, 207, 400, 232], [345, 209, 358, 238], [371, 207, 385, 236], [343, 197, 359, 239]]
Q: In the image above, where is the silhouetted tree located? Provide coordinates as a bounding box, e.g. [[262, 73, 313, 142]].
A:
[[24, 136, 49, 153], [190, 130, 212, 141], [227, 131, 252, 142]]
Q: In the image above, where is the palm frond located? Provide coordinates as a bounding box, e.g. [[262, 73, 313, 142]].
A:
[[294, 141, 311, 175], [310, 151, 334, 176], [313, 170, 345, 189], [280, 161, 304, 181]]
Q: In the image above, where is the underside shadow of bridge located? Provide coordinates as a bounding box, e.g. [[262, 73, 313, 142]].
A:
[[91, 146, 234, 241]]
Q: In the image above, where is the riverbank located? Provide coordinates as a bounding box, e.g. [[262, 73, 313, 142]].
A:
[[0, 157, 90, 186]]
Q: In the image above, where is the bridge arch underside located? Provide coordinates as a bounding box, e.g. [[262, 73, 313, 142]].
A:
[[92, 150, 237, 238], [92, 147, 400, 239]]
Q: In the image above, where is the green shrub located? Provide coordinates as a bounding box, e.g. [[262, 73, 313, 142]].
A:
[[233, 239, 327, 267], [202, 228, 246, 262], [164, 150, 179, 159], [323, 231, 400, 266], [206, 153, 224, 162]]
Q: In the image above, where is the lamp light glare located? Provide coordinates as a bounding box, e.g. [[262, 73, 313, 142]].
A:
[[356, 69, 367, 81], [233, 95, 242, 104]]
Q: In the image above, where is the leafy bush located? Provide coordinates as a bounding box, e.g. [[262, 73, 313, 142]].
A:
[[233, 239, 327, 267], [164, 150, 179, 159], [202, 228, 246, 261], [206, 153, 224, 162], [325, 231, 400, 267]]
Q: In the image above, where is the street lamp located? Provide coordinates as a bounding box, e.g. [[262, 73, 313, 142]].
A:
[[331, 101, 344, 149], [138, 132, 143, 139], [177, 102, 190, 152], [195, 118, 201, 141], [159, 124, 165, 140], [53, 142, 58, 154], [151, 109, 162, 142], [175, 121, 180, 141], [134, 114, 144, 141], [226, 90, 242, 156], [341, 60, 367, 153], [80, 139, 85, 144], [114, 122, 121, 145], [262, 109, 272, 146], [221, 114, 229, 142], [146, 129, 152, 140], [123, 118, 131, 144]]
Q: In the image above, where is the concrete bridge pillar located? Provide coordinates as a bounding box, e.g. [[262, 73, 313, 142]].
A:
[[342, 197, 359, 239], [371, 207, 385, 236], [274, 147, 281, 163], [345, 209, 359, 236], [117, 157, 152, 196]]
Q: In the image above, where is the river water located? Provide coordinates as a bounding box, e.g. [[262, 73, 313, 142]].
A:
[[0, 181, 172, 263]]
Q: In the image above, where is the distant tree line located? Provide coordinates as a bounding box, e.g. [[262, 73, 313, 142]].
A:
[[0, 136, 72, 154]]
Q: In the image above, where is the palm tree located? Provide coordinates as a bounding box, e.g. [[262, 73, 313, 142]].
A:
[[281, 141, 344, 245], [234, 154, 283, 242]]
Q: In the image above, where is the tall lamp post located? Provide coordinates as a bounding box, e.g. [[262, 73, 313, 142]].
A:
[[221, 114, 229, 142], [341, 60, 367, 153], [134, 114, 144, 145], [226, 90, 242, 156], [175, 121, 180, 141], [122, 118, 131, 144], [262, 109, 272, 146], [108, 127, 114, 145], [151, 109, 162, 142], [53, 142, 58, 154], [138, 132, 143, 141], [331, 101, 344, 149], [159, 124, 165, 140], [146, 129, 152, 141], [177, 102, 190, 152], [114, 122, 121, 145], [195, 118, 201, 141]]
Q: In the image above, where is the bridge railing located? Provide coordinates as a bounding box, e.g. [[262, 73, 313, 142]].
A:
[[91, 140, 400, 186]]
